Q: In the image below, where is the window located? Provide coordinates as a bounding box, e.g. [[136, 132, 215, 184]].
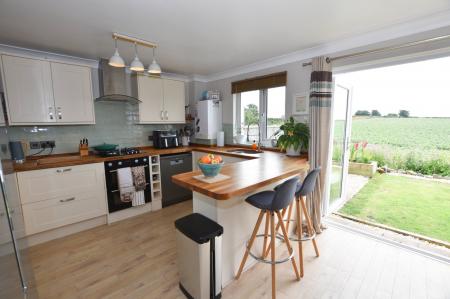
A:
[[234, 85, 286, 145]]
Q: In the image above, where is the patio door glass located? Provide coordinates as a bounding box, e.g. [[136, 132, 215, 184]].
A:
[[328, 82, 353, 212]]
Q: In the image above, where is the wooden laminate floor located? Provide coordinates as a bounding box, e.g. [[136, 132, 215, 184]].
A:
[[26, 200, 450, 299]]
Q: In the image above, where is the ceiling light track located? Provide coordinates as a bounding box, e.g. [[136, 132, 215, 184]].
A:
[[109, 32, 161, 74]]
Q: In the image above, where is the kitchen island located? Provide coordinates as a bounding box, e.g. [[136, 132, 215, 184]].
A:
[[172, 150, 309, 286]]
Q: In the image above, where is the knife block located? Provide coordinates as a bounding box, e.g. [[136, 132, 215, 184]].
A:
[[79, 144, 89, 157]]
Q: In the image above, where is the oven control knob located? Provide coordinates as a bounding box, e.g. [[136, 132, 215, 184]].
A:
[[143, 158, 147, 162], [108, 162, 113, 167], [135, 159, 139, 163], [118, 162, 122, 166]]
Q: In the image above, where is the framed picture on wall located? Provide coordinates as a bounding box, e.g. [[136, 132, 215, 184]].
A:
[[293, 93, 309, 115]]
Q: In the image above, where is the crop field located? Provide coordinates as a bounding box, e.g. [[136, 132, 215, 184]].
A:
[[334, 117, 450, 152], [333, 117, 450, 175]]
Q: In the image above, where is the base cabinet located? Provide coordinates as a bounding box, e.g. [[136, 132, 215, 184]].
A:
[[21, 191, 106, 235], [17, 163, 107, 235]]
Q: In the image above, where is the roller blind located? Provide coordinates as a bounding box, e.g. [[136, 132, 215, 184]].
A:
[[231, 71, 287, 94]]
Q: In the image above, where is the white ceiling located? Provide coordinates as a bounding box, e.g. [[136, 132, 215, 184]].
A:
[[0, 0, 449, 76]]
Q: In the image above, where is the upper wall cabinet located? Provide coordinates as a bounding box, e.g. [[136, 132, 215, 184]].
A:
[[137, 75, 185, 124], [0, 54, 95, 125], [50, 62, 95, 124]]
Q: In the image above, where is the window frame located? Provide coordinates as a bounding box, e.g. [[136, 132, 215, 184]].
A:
[[234, 86, 285, 145]]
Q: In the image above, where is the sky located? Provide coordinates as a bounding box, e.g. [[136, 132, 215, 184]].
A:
[[336, 56, 450, 118]]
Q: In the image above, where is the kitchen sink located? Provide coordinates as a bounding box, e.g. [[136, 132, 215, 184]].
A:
[[226, 149, 263, 154]]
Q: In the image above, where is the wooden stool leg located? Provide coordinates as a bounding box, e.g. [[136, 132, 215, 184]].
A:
[[285, 201, 294, 232], [262, 211, 270, 257], [300, 196, 320, 257], [276, 211, 300, 281], [296, 198, 304, 277], [236, 210, 265, 279], [270, 211, 276, 299], [263, 206, 288, 258]]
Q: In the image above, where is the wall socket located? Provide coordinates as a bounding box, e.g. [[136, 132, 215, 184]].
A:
[[29, 141, 56, 149]]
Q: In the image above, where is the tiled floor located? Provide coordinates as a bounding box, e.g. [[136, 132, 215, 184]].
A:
[[25, 200, 450, 299]]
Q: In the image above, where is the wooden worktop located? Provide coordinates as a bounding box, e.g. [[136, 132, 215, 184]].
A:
[[172, 150, 309, 200], [13, 146, 308, 200], [12, 145, 269, 172]]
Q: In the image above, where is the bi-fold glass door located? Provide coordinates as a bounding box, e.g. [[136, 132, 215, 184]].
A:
[[327, 81, 353, 213]]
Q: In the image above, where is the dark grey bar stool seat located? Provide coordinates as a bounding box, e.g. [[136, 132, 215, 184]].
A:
[[236, 177, 301, 299]]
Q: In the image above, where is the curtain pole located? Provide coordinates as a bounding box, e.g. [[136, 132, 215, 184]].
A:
[[302, 34, 450, 67]]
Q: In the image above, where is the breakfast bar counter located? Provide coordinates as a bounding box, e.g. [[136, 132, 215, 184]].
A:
[[172, 150, 309, 286]]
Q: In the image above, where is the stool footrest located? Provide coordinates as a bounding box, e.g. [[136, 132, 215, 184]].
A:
[[279, 218, 317, 241], [247, 234, 294, 265]]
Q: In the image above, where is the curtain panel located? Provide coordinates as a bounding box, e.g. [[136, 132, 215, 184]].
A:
[[308, 56, 333, 233]]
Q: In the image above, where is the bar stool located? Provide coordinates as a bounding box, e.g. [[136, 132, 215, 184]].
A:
[[264, 167, 321, 277], [235, 177, 301, 299]]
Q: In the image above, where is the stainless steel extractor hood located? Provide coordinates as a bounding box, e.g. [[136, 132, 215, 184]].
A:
[[95, 59, 142, 104]]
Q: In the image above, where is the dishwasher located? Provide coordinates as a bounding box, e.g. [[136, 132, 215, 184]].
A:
[[160, 153, 193, 207]]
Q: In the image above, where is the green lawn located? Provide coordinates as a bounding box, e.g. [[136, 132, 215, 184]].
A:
[[339, 174, 450, 242]]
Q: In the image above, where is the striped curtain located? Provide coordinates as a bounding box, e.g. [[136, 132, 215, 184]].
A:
[[308, 56, 333, 233]]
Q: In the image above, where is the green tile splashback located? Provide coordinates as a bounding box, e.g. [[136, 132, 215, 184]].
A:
[[8, 102, 185, 154]]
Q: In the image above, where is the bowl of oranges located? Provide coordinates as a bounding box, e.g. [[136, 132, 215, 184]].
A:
[[197, 154, 224, 177]]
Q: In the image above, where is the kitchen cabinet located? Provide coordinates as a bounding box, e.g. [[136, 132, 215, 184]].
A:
[[50, 62, 95, 124], [17, 163, 107, 235], [137, 75, 165, 123], [1, 55, 55, 124], [163, 79, 185, 123], [137, 75, 185, 124], [0, 174, 25, 245], [0, 54, 95, 125]]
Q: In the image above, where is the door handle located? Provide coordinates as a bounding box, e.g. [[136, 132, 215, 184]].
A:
[[160, 110, 164, 120], [165, 111, 168, 120], [60, 197, 75, 203], [169, 159, 184, 166], [57, 168, 72, 173]]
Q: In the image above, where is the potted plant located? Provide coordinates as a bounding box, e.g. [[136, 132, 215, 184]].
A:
[[277, 117, 310, 156]]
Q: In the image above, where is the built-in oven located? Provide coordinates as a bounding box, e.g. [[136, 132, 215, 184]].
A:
[[104, 157, 151, 213]]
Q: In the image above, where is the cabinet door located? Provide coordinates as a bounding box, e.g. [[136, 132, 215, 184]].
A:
[[163, 79, 185, 123], [51, 62, 95, 124], [138, 76, 165, 123], [1, 55, 55, 124]]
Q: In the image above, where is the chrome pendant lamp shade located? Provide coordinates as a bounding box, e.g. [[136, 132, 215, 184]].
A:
[[109, 38, 125, 67], [148, 48, 161, 74], [130, 43, 144, 72]]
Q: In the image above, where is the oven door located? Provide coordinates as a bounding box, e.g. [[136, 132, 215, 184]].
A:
[[104, 158, 151, 213]]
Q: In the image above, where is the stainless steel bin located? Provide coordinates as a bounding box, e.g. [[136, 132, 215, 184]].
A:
[[175, 213, 223, 299]]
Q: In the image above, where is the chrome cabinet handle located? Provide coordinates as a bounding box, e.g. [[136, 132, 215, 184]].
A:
[[160, 110, 164, 120], [57, 107, 62, 120], [57, 168, 72, 173], [49, 107, 54, 120], [60, 197, 75, 203], [165, 111, 168, 120]]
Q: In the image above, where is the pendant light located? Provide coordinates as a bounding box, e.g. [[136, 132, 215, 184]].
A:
[[148, 47, 161, 74], [108, 37, 125, 67], [130, 42, 144, 72]]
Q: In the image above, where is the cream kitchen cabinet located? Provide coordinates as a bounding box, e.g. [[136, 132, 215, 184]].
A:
[[0, 173, 25, 245], [50, 62, 95, 124], [0, 55, 55, 124], [0, 54, 95, 125], [17, 163, 107, 235], [137, 75, 185, 124]]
